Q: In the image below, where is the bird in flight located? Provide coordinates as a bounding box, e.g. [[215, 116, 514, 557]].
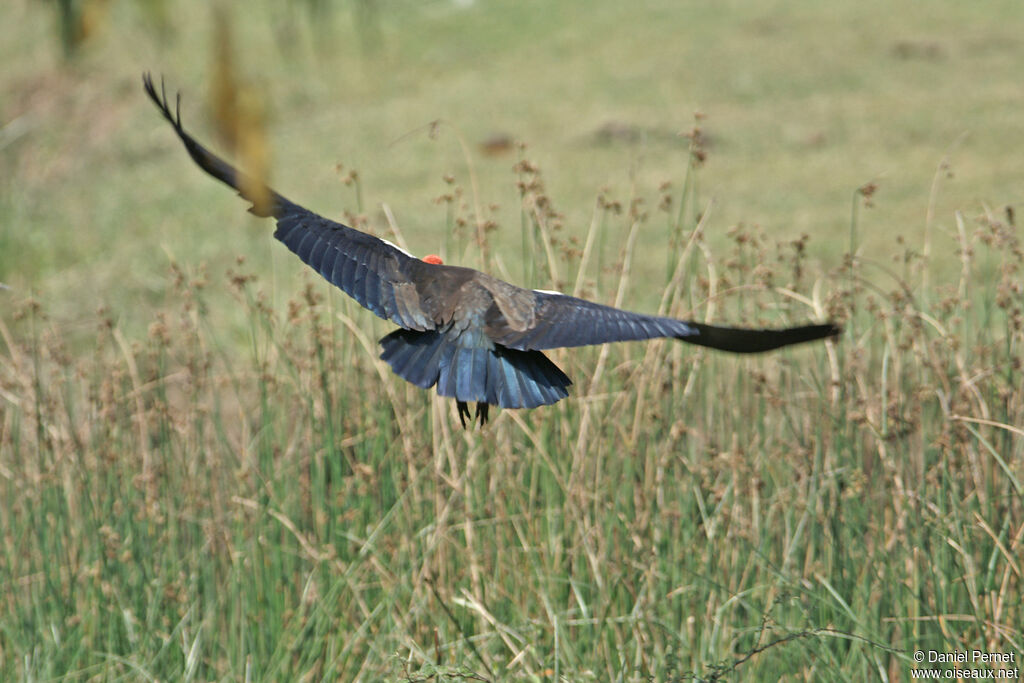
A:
[[144, 74, 840, 427]]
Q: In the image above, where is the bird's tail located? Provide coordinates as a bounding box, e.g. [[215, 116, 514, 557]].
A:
[[681, 322, 841, 353], [143, 73, 289, 218], [379, 329, 572, 410]]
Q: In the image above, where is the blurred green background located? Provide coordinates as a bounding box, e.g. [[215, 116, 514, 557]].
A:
[[4, 0, 1022, 317]]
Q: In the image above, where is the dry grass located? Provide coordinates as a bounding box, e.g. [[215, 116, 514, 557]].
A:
[[2, 144, 1022, 679]]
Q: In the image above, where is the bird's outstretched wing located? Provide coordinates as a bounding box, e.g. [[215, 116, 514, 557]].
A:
[[143, 74, 433, 331], [492, 290, 840, 353], [145, 73, 840, 361]]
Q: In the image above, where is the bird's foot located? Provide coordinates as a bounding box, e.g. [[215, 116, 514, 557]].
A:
[[457, 401, 471, 428], [456, 401, 490, 428]]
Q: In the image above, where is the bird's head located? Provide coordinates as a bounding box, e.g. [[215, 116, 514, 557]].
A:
[[422, 254, 444, 265]]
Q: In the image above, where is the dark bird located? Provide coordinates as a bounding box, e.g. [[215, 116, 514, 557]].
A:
[[143, 75, 840, 427]]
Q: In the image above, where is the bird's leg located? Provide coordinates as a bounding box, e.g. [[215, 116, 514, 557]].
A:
[[475, 402, 489, 426], [456, 401, 471, 428]]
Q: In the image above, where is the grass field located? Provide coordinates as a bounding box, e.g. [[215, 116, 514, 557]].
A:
[[2, 0, 1023, 680]]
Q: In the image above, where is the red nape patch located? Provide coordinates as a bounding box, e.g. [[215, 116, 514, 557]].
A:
[[422, 254, 444, 265]]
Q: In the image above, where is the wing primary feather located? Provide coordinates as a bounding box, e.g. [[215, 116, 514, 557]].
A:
[[328, 249, 348, 291], [363, 269, 383, 316], [352, 269, 368, 308], [340, 256, 357, 294], [143, 73, 285, 218], [321, 246, 342, 288], [275, 220, 300, 244], [682, 322, 841, 353], [302, 234, 327, 271], [145, 74, 422, 328]]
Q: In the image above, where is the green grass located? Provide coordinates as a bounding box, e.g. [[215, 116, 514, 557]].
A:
[[2, 0, 1023, 680]]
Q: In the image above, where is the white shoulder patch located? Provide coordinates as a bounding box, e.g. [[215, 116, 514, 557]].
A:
[[381, 237, 414, 258], [533, 288, 565, 296]]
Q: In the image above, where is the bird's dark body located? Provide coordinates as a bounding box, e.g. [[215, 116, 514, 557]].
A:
[[144, 74, 840, 426]]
